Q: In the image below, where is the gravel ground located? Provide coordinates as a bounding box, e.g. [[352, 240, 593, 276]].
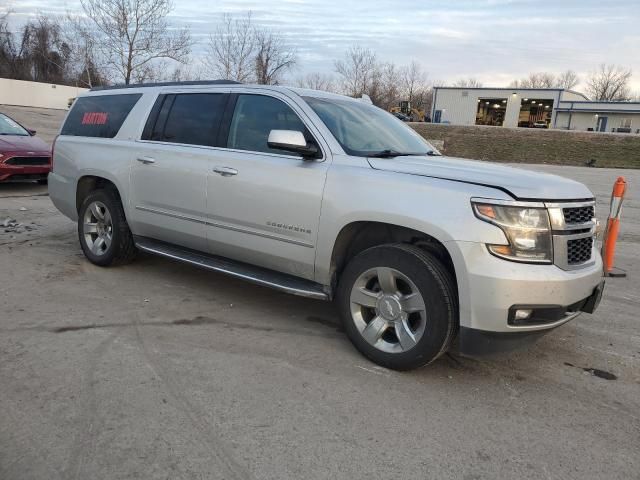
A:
[[1, 105, 639, 479]]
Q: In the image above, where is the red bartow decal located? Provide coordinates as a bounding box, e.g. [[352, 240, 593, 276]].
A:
[[81, 112, 109, 125]]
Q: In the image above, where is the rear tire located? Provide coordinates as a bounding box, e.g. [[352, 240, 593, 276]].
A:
[[337, 244, 457, 370], [78, 188, 137, 266]]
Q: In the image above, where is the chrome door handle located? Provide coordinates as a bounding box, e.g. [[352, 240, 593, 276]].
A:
[[137, 156, 156, 165], [213, 166, 238, 177]]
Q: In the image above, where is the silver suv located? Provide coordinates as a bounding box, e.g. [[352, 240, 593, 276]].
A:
[[49, 81, 604, 370]]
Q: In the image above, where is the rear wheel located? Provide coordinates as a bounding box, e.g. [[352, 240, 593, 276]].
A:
[[337, 244, 457, 370], [78, 188, 137, 266]]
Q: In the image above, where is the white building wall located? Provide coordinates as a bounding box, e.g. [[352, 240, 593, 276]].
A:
[[431, 88, 477, 125], [556, 111, 640, 132], [0, 79, 88, 110], [433, 88, 563, 128]]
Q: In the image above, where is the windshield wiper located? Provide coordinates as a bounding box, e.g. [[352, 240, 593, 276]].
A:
[[427, 150, 441, 156], [367, 150, 426, 158]]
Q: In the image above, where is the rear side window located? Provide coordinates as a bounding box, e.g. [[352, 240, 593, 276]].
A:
[[142, 93, 226, 147], [227, 94, 307, 155], [61, 94, 142, 138]]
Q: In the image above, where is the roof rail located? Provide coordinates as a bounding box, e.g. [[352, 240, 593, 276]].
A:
[[90, 80, 241, 91]]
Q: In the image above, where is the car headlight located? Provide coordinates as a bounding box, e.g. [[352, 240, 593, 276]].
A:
[[472, 200, 552, 263]]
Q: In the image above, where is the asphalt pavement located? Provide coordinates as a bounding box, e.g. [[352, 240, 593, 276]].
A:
[[0, 165, 638, 480]]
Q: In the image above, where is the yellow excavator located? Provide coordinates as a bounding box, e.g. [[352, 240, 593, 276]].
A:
[[389, 101, 426, 122]]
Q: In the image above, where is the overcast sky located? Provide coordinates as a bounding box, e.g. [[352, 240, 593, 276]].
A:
[[4, 0, 640, 91]]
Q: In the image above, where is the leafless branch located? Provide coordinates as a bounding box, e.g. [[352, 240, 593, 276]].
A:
[[452, 77, 483, 88], [203, 12, 256, 82], [293, 72, 335, 92], [585, 64, 632, 101], [253, 28, 296, 85], [80, 0, 193, 84]]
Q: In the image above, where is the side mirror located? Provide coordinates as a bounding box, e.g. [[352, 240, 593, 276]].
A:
[[27, 129, 36, 136], [267, 130, 318, 158]]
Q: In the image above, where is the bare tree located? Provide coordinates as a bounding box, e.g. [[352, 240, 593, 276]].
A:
[[400, 60, 430, 112], [401, 61, 427, 106], [510, 72, 556, 89], [63, 14, 106, 87], [376, 62, 402, 110], [585, 64, 632, 101], [168, 63, 203, 82], [0, 13, 77, 84], [0, 12, 22, 79], [204, 12, 256, 82], [452, 77, 483, 88], [80, 0, 192, 85], [334, 45, 377, 97], [294, 72, 335, 91], [556, 70, 579, 89], [254, 28, 296, 85]]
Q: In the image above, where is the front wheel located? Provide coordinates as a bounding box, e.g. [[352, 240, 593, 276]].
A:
[[337, 244, 458, 370]]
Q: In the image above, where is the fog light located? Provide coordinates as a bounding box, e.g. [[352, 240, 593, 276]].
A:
[[514, 309, 533, 321]]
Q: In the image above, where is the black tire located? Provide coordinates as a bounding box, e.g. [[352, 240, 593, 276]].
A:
[[37, 178, 48, 185], [337, 244, 457, 370], [78, 188, 137, 266]]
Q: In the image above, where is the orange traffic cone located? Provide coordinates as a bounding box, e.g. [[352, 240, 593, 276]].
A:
[[602, 177, 627, 278]]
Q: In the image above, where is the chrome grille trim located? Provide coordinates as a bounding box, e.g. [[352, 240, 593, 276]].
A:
[[545, 200, 596, 271]]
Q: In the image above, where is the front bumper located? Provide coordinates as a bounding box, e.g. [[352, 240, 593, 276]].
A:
[[448, 240, 604, 334], [458, 281, 604, 355], [0, 158, 51, 181]]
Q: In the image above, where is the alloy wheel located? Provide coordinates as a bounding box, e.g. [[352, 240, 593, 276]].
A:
[[82, 201, 113, 256], [349, 267, 427, 353]]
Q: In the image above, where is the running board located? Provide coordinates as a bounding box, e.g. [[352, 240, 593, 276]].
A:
[[134, 236, 330, 300]]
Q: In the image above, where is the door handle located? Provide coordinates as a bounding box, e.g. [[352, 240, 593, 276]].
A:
[[137, 156, 156, 164], [213, 166, 238, 177]]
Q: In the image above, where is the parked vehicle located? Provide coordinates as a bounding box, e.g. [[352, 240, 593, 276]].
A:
[[533, 121, 548, 128], [49, 81, 604, 370], [0, 112, 51, 183], [392, 112, 411, 122]]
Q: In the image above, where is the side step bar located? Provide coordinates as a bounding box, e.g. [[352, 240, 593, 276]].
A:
[[134, 236, 330, 301]]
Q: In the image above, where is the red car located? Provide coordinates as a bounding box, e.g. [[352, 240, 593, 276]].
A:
[[0, 112, 51, 184]]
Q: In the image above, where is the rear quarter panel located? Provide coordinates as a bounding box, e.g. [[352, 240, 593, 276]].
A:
[[50, 91, 158, 223]]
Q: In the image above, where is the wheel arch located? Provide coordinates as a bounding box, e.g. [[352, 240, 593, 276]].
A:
[[327, 221, 458, 298], [76, 174, 126, 214]]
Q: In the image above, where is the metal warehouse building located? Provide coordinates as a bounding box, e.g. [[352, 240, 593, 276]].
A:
[[431, 87, 640, 133]]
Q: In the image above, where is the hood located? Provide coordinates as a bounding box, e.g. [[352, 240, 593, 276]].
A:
[[0, 135, 50, 154], [368, 155, 593, 201]]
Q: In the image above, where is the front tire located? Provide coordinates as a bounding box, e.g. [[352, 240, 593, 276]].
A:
[[337, 244, 457, 370], [78, 188, 137, 266]]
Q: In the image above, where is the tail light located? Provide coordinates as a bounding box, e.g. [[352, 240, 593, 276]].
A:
[[51, 134, 59, 172]]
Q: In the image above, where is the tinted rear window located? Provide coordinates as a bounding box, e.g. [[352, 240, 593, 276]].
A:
[[143, 93, 226, 147], [61, 94, 142, 138]]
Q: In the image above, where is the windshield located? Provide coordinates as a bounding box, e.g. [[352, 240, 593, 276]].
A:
[[303, 96, 437, 157], [0, 113, 29, 136]]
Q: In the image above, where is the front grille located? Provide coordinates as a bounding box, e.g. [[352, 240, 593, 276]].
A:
[[563, 206, 594, 224], [4, 156, 50, 166], [3, 173, 47, 180], [567, 237, 593, 264]]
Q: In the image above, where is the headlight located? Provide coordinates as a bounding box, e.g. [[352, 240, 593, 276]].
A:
[[472, 200, 552, 263]]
